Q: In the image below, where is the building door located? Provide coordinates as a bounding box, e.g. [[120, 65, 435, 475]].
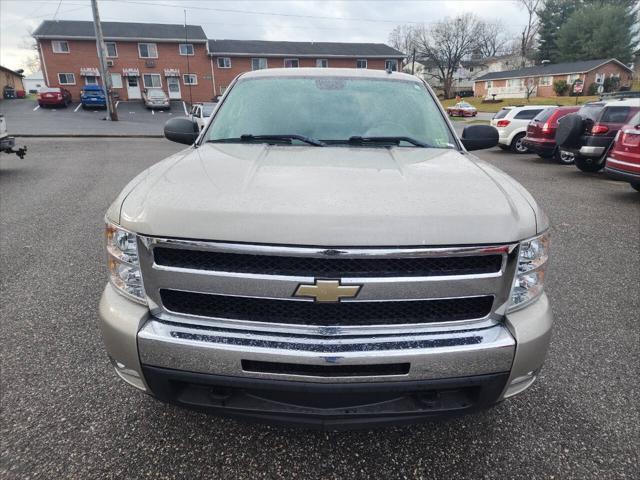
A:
[[167, 77, 181, 99], [126, 76, 141, 99]]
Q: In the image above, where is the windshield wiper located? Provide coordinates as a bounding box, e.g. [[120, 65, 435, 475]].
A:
[[208, 134, 325, 147], [347, 136, 432, 148]]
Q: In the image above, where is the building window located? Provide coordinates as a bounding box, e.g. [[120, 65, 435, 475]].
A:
[[284, 58, 299, 68], [217, 57, 231, 68], [138, 43, 158, 58], [110, 72, 123, 88], [105, 42, 117, 57], [52, 40, 69, 53], [539, 76, 552, 86], [57, 73, 75, 85], [316, 59, 328, 68], [251, 58, 268, 70], [507, 78, 523, 87], [385, 59, 398, 71], [567, 73, 580, 83], [183, 74, 198, 85], [142, 73, 161, 88], [219, 85, 227, 95], [356, 59, 367, 69], [84, 75, 98, 85], [179, 43, 194, 56], [486, 80, 493, 88]]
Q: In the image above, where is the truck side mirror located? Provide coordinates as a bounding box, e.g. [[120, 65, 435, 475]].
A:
[[460, 125, 499, 151], [164, 117, 199, 145]]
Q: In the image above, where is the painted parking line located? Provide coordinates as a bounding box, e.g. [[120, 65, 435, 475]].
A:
[[151, 110, 155, 115], [33, 105, 40, 111], [74, 104, 82, 112], [115, 101, 120, 108], [182, 101, 188, 115]]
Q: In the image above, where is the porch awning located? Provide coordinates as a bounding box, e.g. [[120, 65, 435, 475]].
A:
[[80, 67, 100, 76], [122, 68, 140, 77], [164, 68, 180, 77]]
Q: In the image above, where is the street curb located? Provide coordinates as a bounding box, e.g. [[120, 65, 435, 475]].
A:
[[14, 134, 164, 138]]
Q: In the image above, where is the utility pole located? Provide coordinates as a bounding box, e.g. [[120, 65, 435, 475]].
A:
[[184, 10, 193, 107], [91, 0, 118, 121], [411, 48, 416, 75]]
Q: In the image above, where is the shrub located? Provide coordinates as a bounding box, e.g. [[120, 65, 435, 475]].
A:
[[587, 82, 599, 95], [603, 76, 620, 93], [553, 80, 568, 96]]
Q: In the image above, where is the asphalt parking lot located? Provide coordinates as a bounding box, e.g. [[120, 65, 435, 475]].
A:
[[0, 98, 189, 136], [1, 139, 638, 479]]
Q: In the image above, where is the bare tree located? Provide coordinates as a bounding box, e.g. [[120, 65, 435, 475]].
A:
[[388, 24, 416, 56], [524, 77, 538, 101], [413, 14, 482, 98], [476, 20, 509, 58], [517, 0, 541, 67]]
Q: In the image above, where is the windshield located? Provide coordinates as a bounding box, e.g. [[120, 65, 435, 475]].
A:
[[533, 108, 555, 122], [205, 76, 455, 148], [493, 108, 511, 120], [459, 102, 472, 108], [148, 89, 165, 98]]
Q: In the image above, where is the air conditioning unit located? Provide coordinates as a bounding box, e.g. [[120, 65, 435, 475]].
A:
[[145, 60, 156, 68], [106, 59, 114, 67]]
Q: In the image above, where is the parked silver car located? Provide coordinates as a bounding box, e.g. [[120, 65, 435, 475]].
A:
[[142, 88, 170, 110]]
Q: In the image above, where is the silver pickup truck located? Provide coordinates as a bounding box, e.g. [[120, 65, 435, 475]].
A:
[[100, 68, 552, 428]]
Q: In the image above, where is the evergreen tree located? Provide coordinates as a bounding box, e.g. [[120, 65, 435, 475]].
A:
[[536, 0, 580, 62], [555, 2, 637, 62]]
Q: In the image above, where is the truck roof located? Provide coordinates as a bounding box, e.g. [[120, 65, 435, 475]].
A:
[[238, 67, 421, 82]]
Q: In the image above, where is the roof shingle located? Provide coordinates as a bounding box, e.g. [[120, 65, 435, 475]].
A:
[[33, 20, 207, 41], [475, 58, 631, 81], [207, 39, 404, 57]]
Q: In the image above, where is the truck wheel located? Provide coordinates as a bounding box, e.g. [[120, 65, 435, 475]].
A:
[[555, 149, 575, 165], [511, 133, 528, 153], [631, 182, 640, 192], [575, 156, 605, 172]]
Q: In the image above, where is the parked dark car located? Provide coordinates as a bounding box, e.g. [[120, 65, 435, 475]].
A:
[[80, 84, 106, 109], [604, 111, 640, 192], [37, 87, 72, 108], [523, 106, 580, 164], [555, 99, 640, 172]]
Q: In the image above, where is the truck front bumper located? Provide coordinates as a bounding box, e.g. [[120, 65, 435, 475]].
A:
[[99, 284, 553, 427]]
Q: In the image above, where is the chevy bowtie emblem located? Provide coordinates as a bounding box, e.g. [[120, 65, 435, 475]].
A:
[[294, 279, 362, 303]]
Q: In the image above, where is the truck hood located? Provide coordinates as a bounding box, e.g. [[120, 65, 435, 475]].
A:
[[117, 144, 540, 246]]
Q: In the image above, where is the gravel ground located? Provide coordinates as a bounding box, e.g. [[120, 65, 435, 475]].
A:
[[1, 139, 638, 479]]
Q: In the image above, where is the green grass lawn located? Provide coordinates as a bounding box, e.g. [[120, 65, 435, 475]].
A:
[[441, 95, 600, 113]]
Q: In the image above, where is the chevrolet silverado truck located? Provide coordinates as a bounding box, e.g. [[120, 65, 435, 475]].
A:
[[100, 68, 552, 428]]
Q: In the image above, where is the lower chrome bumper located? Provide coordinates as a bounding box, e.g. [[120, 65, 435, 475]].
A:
[[99, 284, 553, 422], [579, 145, 605, 157]]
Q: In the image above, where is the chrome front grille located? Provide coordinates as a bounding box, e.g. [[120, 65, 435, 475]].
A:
[[138, 237, 519, 336]]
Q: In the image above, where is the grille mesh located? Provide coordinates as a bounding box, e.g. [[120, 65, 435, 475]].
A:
[[160, 289, 494, 326], [154, 248, 502, 277]]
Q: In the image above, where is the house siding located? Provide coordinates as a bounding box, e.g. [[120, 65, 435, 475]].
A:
[[473, 60, 632, 98]]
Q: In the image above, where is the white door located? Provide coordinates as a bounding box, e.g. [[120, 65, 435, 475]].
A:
[[126, 76, 141, 100], [167, 77, 181, 99]]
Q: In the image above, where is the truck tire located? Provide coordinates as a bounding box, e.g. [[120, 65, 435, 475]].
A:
[[575, 156, 605, 172], [511, 133, 528, 153], [555, 114, 583, 148]]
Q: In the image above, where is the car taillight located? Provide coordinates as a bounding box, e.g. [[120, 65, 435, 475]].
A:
[[497, 120, 510, 127], [591, 124, 609, 135], [541, 123, 552, 134]]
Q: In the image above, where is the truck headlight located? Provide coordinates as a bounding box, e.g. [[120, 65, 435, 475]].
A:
[[106, 222, 147, 304], [508, 231, 550, 311]]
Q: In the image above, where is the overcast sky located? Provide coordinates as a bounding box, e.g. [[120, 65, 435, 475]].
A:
[[1, 0, 528, 72]]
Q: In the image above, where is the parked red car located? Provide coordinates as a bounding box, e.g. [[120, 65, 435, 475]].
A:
[[523, 106, 580, 164], [37, 87, 72, 108], [604, 111, 640, 192], [447, 102, 477, 117]]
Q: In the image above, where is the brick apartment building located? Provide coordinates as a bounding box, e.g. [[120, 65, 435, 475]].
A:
[[474, 58, 633, 99], [207, 39, 405, 97], [32, 20, 405, 103]]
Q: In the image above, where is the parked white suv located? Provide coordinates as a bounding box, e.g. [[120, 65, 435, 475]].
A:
[[492, 105, 555, 153]]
